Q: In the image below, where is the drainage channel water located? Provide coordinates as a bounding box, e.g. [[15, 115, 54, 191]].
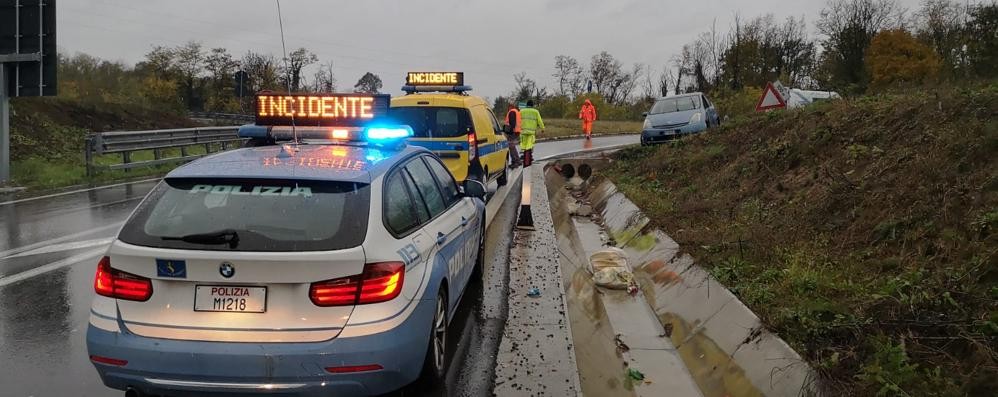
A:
[[548, 161, 769, 397]]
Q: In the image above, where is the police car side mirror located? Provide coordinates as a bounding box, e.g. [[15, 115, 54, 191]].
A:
[[462, 180, 487, 199], [642, 112, 648, 117]]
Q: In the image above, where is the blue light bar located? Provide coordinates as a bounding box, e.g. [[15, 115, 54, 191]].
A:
[[365, 126, 414, 141], [401, 85, 473, 94]]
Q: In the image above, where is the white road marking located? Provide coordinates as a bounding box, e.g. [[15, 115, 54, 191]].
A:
[[0, 222, 122, 259], [0, 247, 105, 288], [536, 142, 637, 162], [3, 237, 114, 260], [0, 177, 162, 207]]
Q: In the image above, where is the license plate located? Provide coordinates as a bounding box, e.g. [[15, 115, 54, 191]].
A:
[[194, 285, 267, 313]]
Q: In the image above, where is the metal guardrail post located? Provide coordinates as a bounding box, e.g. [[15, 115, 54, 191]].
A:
[[84, 135, 94, 177]]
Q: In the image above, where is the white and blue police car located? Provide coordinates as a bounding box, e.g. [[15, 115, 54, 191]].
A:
[[86, 93, 488, 396]]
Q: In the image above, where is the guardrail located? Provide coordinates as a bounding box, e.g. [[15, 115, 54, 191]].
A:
[[84, 126, 245, 176], [188, 112, 255, 123]]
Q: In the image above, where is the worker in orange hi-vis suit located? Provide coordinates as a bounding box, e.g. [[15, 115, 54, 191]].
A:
[[579, 99, 597, 139]]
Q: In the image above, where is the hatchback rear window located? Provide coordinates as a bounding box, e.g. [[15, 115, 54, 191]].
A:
[[650, 97, 699, 114], [118, 178, 370, 252], [390, 106, 473, 138]]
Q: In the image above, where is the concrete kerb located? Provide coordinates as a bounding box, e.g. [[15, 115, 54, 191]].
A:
[[494, 165, 583, 397], [544, 158, 820, 397]]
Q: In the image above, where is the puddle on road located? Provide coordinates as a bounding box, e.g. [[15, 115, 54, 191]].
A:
[[660, 312, 764, 397]]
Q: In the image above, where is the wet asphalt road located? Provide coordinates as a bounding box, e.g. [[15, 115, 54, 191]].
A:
[[0, 135, 637, 397]]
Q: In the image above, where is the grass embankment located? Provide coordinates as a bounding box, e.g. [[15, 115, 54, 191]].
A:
[[605, 85, 997, 396], [540, 118, 642, 139], [9, 97, 199, 190]]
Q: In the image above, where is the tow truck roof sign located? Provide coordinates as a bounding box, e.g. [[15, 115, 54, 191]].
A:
[[402, 72, 471, 94]]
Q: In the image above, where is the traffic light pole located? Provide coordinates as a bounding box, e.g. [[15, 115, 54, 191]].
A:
[[1, 63, 10, 184]]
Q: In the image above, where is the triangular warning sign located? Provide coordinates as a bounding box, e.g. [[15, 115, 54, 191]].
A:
[[755, 82, 786, 112]]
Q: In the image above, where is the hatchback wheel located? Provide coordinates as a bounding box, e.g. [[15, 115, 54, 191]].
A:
[[419, 291, 448, 384]]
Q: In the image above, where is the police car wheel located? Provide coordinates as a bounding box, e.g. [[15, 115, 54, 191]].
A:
[[420, 290, 448, 384], [472, 213, 486, 278]]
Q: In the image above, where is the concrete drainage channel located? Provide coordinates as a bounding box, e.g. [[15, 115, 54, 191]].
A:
[[543, 158, 818, 397]]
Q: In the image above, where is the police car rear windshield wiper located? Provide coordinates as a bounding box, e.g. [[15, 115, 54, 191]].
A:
[[161, 229, 240, 249]]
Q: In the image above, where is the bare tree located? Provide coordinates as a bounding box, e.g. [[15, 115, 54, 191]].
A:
[[589, 51, 623, 97], [553, 55, 584, 97], [242, 51, 280, 92], [173, 41, 205, 108], [817, 0, 906, 90], [140, 46, 176, 79], [659, 66, 672, 97], [280, 48, 319, 92], [354, 72, 383, 93], [204, 48, 238, 89], [311, 60, 336, 93], [641, 66, 657, 100], [512, 72, 547, 102], [913, 0, 968, 74]]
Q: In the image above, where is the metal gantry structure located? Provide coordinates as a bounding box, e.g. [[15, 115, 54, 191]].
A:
[[1, 0, 57, 184]]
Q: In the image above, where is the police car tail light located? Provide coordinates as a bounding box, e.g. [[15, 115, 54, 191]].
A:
[[94, 256, 153, 302], [309, 275, 362, 307], [357, 262, 405, 304], [309, 262, 404, 307]]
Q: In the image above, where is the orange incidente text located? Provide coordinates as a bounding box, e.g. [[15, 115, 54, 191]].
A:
[[257, 95, 375, 119]]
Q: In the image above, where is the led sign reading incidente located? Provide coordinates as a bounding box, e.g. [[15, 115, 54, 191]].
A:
[[255, 93, 390, 127], [406, 72, 464, 86]]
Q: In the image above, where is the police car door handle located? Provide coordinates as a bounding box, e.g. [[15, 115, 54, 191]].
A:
[[460, 216, 468, 227], [436, 232, 447, 245]]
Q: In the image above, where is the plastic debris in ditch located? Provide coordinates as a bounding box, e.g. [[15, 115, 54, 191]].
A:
[[626, 368, 645, 381], [589, 248, 639, 292], [527, 287, 541, 297]]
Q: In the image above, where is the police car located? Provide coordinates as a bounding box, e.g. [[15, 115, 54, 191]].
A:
[[391, 72, 509, 187], [87, 92, 488, 396]]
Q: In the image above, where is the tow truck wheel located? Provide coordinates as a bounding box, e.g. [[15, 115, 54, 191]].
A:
[[496, 165, 508, 187], [418, 290, 448, 386]]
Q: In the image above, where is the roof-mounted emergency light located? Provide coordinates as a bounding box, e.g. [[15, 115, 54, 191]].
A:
[[237, 124, 413, 149]]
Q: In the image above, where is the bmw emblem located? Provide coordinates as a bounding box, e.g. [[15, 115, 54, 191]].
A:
[[219, 262, 235, 278]]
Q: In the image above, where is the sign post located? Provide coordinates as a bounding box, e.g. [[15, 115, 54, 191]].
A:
[[0, 0, 58, 185], [1, 64, 9, 182]]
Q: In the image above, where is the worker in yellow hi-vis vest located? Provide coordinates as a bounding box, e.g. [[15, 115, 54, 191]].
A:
[[519, 100, 544, 166]]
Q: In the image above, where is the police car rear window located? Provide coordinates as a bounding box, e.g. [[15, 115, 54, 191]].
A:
[[118, 178, 370, 252], [390, 106, 472, 138]]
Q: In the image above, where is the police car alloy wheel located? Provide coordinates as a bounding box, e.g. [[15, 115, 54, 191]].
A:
[[421, 290, 448, 383]]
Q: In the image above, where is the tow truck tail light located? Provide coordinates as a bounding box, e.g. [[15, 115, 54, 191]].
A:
[[468, 131, 478, 160], [94, 256, 153, 302], [310, 262, 405, 307]]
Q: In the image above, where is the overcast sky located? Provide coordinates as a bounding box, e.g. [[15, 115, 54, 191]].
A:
[[58, 0, 927, 100]]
